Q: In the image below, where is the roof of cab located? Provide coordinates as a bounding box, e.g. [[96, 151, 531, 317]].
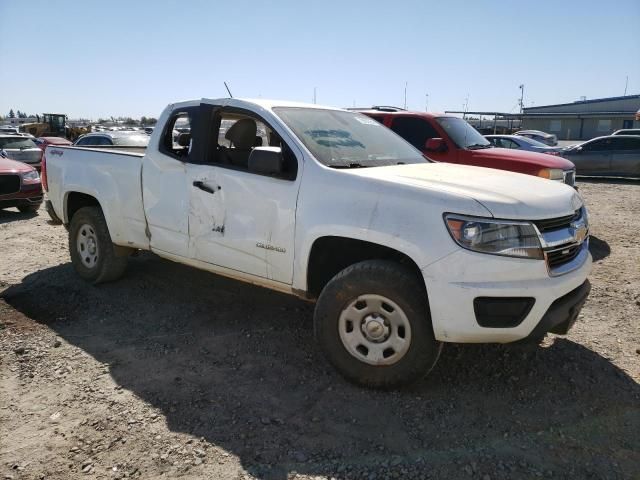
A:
[[171, 97, 345, 112]]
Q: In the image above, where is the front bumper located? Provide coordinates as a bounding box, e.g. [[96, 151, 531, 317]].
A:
[[0, 186, 43, 209], [422, 244, 592, 343]]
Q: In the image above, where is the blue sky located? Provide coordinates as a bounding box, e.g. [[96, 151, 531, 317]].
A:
[[1, 0, 638, 119]]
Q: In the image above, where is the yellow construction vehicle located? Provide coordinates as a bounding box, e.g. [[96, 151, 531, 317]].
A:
[[19, 113, 90, 141]]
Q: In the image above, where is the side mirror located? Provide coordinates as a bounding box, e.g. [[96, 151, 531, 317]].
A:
[[575, 146, 583, 153], [248, 147, 284, 175], [425, 137, 447, 153]]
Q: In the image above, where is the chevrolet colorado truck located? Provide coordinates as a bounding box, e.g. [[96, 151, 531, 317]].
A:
[[355, 107, 576, 186], [44, 98, 591, 388]]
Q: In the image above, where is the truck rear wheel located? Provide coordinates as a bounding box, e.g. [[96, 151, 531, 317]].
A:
[[69, 206, 128, 284], [314, 260, 442, 388]]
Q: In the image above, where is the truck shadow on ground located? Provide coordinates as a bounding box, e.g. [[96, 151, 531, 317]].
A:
[[588, 235, 611, 262], [3, 254, 639, 479], [0, 208, 38, 225]]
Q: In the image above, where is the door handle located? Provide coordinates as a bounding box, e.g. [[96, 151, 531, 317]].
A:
[[192, 180, 217, 194]]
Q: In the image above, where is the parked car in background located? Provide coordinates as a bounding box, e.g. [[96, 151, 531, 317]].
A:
[[0, 125, 19, 134], [0, 152, 43, 213], [355, 107, 576, 186], [35, 136, 73, 151], [560, 135, 640, 178], [0, 134, 43, 170], [73, 132, 150, 150], [485, 135, 563, 155], [612, 129, 640, 136], [515, 130, 558, 146]]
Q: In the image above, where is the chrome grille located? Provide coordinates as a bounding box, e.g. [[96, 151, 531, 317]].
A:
[[546, 243, 582, 268], [0, 174, 20, 195], [533, 209, 581, 233]]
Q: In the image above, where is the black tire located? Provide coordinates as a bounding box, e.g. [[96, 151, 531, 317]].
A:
[[69, 206, 128, 284], [314, 259, 442, 389], [18, 204, 40, 213]]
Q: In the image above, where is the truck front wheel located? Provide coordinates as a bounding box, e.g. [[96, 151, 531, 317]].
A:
[[314, 260, 442, 388], [69, 206, 128, 284]]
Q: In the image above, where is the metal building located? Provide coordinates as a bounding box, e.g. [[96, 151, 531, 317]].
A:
[[521, 95, 640, 141]]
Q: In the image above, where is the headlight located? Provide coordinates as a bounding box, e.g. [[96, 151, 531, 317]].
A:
[[537, 168, 563, 181], [21, 170, 41, 184], [444, 214, 543, 260]]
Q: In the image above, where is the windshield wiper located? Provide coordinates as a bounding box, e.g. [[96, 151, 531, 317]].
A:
[[466, 143, 492, 150], [329, 163, 368, 169]]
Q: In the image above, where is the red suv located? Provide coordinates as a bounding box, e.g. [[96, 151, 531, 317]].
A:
[[357, 107, 576, 186]]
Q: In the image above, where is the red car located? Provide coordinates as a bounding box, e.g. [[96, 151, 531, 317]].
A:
[[357, 107, 576, 186], [0, 154, 43, 213], [35, 136, 73, 151]]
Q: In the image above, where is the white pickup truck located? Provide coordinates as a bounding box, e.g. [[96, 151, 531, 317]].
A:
[[44, 98, 591, 388]]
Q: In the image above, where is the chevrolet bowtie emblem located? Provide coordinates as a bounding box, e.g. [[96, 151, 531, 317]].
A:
[[570, 221, 588, 244]]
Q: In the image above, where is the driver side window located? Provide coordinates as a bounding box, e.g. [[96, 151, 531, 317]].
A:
[[210, 111, 298, 180]]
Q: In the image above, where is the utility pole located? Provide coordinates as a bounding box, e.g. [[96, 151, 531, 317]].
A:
[[313, 87, 317, 104], [519, 84, 525, 113], [425, 93, 429, 112], [403, 81, 408, 109], [624, 76, 628, 96]]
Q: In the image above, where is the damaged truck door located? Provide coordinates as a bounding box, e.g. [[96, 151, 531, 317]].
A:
[[185, 105, 301, 282]]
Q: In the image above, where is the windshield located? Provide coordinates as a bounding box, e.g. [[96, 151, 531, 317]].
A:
[[274, 107, 426, 167], [514, 136, 551, 148], [0, 137, 38, 149], [113, 135, 150, 146], [435, 117, 490, 149]]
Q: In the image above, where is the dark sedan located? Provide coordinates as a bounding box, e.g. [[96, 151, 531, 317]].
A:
[[560, 135, 640, 178]]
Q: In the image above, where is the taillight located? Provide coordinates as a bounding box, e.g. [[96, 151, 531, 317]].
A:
[[41, 149, 48, 191]]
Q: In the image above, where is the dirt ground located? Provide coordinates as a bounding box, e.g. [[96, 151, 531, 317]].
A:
[[1, 180, 638, 480]]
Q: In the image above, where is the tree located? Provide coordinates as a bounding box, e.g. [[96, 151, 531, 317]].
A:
[[8, 109, 15, 118]]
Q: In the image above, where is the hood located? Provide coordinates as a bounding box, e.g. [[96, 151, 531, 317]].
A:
[[470, 147, 574, 169], [349, 162, 583, 220], [0, 156, 35, 173]]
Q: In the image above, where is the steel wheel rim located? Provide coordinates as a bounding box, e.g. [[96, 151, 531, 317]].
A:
[[338, 294, 412, 366], [76, 223, 99, 269]]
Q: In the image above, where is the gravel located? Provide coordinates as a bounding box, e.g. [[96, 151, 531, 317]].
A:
[[0, 179, 638, 479]]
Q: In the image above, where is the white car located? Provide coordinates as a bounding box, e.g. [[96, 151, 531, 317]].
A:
[[43, 98, 591, 388]]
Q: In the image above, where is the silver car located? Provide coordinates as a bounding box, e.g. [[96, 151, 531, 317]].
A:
[[560, 135, 640, 178], [515, 130, 558, 146], [74, 132, 150, 148], [0, 135, 43, 169], [485, 135, 563, 155], [612, 129, 640, 136]]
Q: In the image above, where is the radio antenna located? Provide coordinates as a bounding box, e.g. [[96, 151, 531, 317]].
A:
[[224, 82, 233, 98]]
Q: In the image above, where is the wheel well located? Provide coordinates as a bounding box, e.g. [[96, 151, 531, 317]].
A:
[[306, 236, 425, 298], [66, 192, 100, 224]]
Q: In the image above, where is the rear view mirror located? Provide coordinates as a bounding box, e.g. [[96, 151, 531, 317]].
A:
[[425, 138, 447, 153], [248, 147, 283, 175]]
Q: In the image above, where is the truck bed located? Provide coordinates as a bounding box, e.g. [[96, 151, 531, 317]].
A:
[[45, 145, 150, 249]]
